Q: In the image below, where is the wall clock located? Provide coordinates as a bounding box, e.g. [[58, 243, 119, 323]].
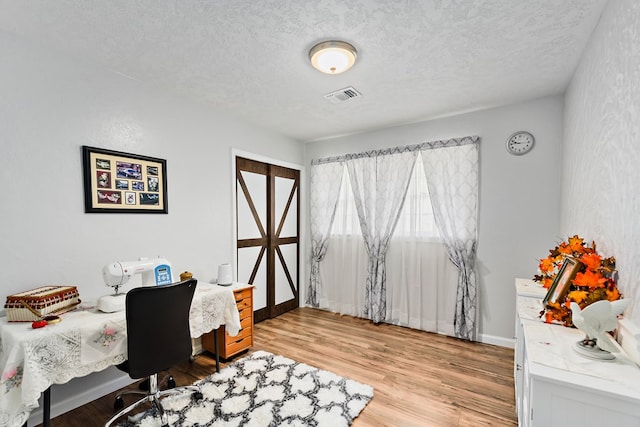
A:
[[506, 131, 535, 155]]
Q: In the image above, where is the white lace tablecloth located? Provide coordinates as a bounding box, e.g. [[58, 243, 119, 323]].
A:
[[189, 283, 240, 338], [0, 283, 239, 427]]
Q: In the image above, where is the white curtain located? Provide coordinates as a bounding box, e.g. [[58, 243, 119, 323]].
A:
[[311, 135, 479, 339], [319, 239, 368, 317], [319, 170, 368, 316], [345, 149, 418, 323], [307, 161, 344, 306], [421, 142, 479, 340], [385, 156, 459, 334]]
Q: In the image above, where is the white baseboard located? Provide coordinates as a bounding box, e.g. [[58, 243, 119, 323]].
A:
[[479, 332, 514, 349]]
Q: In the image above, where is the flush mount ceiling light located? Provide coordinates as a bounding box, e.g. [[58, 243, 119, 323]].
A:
[[309, 40, 357, 75]]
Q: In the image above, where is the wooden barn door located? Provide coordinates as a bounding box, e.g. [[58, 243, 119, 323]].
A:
[[235, 157, 299, 323]]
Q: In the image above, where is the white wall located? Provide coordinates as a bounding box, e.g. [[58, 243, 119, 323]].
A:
[[304, 95, 563, 344], [0, 31, 304, 423], [0, 31, 303, 303], [563, 1, 640, 322]]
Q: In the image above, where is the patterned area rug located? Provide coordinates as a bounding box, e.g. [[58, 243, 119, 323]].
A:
[[119, 350, 374, 426]]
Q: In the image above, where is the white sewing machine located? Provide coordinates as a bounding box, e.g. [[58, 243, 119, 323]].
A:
[[97, 257, 174, 312]]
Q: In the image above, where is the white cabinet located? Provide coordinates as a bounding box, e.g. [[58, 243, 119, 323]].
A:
[[514, 279, 640, 427], [514, 279, 545, 426]]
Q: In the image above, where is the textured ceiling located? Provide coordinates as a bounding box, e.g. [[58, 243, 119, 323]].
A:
[[0, 0, 608, 142]]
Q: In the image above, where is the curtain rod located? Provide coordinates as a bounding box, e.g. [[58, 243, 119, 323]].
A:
[[311, 135, 479, 165]]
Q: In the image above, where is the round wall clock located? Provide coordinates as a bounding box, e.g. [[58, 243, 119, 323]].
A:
[[506, 131, 535, 155]]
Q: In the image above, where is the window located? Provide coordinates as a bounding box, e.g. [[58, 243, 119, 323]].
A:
[[330, 152, 441, 240]]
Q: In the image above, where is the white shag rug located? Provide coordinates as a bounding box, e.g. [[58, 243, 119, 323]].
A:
[[118, 350, 374, 427]]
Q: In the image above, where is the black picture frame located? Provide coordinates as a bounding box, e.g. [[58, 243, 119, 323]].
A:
[[543, 257, 583, 307], [82, 146, 168, 214]]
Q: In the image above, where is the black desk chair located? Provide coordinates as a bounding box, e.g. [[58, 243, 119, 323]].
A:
[[105, 278, 203, 427]]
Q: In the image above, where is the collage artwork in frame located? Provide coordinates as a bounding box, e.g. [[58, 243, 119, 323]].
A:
[[82, 146, 168, 213]]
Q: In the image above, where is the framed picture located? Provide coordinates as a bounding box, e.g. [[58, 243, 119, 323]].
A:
[[543, 257, 583, 307], [82, 146, 168, 213]]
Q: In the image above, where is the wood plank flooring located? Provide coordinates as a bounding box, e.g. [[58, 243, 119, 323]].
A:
[[40, 307, 516, 427]]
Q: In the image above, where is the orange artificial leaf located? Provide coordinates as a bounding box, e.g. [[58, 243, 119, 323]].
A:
[[539, 258, 555, 274], [544, 311, 554, 323], [541, 276, 554, 289], [573, 270, 607, 289], [557, 243, 573, 256], [606, 287, 620, 301], [567, 290, 589, 303], [579, 253, 602, 271], [567, 235, 585, 253]]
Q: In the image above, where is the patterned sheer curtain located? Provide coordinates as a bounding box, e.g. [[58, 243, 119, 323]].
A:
[[421, 140, 479, 340], [306, 161, 345, 306], [345, 149, 418, 323], [309, 135, 479, 339]]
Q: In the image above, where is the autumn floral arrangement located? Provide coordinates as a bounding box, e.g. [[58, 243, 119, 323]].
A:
[[533, 235, 621, 326]]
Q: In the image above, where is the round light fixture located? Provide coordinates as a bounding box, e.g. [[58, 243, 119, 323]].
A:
[[309, 40, 357, 75]]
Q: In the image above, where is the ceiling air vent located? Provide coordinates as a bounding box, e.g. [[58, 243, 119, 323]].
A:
[[323, 86, 362, 104]]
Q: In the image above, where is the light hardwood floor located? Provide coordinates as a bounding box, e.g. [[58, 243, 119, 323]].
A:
[[40, 308, 517, 427]]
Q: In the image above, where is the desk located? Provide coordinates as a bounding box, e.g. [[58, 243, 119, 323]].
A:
[[0, 283, 240, 427]]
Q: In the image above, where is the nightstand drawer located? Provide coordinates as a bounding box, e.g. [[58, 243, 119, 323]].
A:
[[236, 296, 252, 311], [234, 288, 253, 302], [238, 306, 252, 320], [234, 315, 252, 333], [224, 335, 253, 356], [226, 322, 252, 341]]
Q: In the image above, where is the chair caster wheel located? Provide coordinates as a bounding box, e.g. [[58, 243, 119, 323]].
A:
[[114, 395, 124, 411], [192, 391, 203, 401], [167, 376, 176, 389]]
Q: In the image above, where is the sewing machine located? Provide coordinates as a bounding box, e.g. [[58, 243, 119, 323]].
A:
[[97, 257, 174, 312]]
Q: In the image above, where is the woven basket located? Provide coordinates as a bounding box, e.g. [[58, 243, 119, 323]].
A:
[[5, 286, 81, 322]]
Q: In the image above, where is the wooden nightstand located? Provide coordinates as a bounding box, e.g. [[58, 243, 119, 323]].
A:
[[202, 284, 254, 360]]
